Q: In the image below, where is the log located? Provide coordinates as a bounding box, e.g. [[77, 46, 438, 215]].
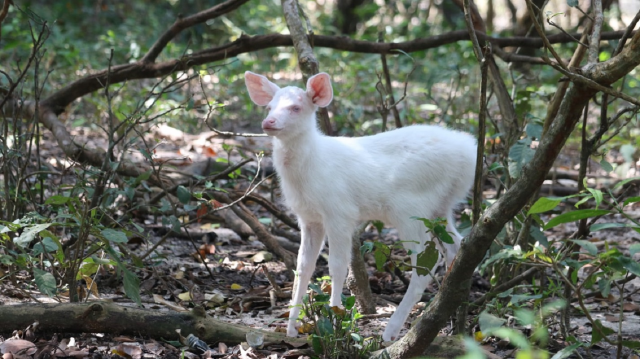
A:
[[0, 302, 302, 346]]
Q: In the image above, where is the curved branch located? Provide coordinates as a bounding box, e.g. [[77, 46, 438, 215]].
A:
[[40, 30, 634, 115], [141, 0, 250, 63]]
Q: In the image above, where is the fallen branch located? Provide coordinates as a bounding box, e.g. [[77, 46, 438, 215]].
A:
[[0, 302, 299, 345]]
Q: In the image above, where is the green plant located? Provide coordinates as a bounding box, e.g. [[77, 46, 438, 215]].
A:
[[298, 279, 382, 359]]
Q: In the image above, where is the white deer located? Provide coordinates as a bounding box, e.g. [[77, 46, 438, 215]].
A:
[[244, 71, 476, 341]]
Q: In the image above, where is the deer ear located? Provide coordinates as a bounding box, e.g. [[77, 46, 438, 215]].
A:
[[306, 72, 333, 108], [245, 71, 280, 106]]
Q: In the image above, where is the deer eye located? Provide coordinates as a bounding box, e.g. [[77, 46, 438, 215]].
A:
[[291, 105, 301, 112]]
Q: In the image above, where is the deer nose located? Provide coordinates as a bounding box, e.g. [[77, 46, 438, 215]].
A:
[[262, 116, 277, 130]]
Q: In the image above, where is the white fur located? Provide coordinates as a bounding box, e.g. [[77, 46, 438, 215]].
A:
[[244, 71, 477, 341]]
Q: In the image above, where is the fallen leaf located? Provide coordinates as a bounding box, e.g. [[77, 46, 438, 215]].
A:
[[622, 302, 640, 312], [330, 306, 346, 316], [202, 146, 217, 157], [205, 292, 225, 306], [251, 251, 273, 263], [298, 323, 315, 334], [152, 294, 188, 312], [230, 283, 244, 290], [178, 292, 192, 301], [605, 314, 624, 322], [0, 339, 37, 355]]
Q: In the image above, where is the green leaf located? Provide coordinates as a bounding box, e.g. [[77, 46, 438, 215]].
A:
[[630, 243, 640, 256], [123, 268, 142, 306], [525, 123, 543, 139], [433, 224, 454, 244], [589, 222, 628, 232], [350, 333, 363, 343], [621, 340, 640, 349], [623, 196, 640, 206], [416, 241, 439, 276], [33, 267, 57, 297], [14, 223, 52, 247], [541, 299, 566, 317], [45, 195, 71, 205], [571, 239, 598, 256], [566, 0, 579, 7], [31, 237, 58, 256], [479, 311, 505, 332], [598, 278, 611, 297], [373, 243, 390, 272], [550, 342, 583, 359], [309, 283, 323, 294], [508, 138, 535, 179], [543, 209, 611, 230], [345, 295, 356, 310], [591, 319, 615, 344], [514, 308, 535, 326], [613, 176, 640, 189], [620, 256, 640, 277], [360, 242, 374, 256], [316, 317, 334, 336], [528, 197, 562, 214], [372, 220, 384, 234], [529, 225, 548, 247], [176, 185, 191, 204], [600, 159, 613, 173], [585, 187, 604, 209], [489, 327, 531, 350], [620, 144, 636, 163], [101, 228, 128, 243], [311, 335, 323, 354]]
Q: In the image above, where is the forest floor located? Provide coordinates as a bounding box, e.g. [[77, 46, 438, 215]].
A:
[[1, 124, 639, 359]]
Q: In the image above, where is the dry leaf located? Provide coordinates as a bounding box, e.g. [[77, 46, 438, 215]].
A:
[[298, 323, 315, 334], [0, 340, 37, 355], [251, 251, 273, 263], [152, 294, 188, 312], [330, 306, 346, 316], [230, 283, 244, 290], [605, 314, 624, 322], [622, 302, 640, 312], [202, 146, 217, 157]]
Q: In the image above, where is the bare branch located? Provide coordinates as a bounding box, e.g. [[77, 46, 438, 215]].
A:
[[588, 0, 604, 64], [281, 0, 333, 135], [141, 0, 250, 63], [38, 30, 635, 115]]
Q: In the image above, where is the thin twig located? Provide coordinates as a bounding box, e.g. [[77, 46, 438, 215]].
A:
[[525, 0, 567, 70], [614, 9, 640, 56]]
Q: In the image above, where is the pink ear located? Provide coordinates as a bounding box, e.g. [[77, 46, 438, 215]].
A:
[[306, 73, 333, 108], [245, 71, 280, 106]]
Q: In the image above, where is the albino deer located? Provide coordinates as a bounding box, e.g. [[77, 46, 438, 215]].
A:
[[244, 71, 476, 341]]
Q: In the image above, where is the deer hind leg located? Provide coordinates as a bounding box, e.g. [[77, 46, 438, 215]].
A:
[[383, 218, 440, 341]]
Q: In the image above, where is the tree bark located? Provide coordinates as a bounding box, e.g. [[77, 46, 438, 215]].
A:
[[281, 0, 333, 135]]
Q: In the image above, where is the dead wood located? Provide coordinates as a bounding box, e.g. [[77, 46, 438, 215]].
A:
[[0, 302, 301, 346], [212, 193, 297, 272]]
